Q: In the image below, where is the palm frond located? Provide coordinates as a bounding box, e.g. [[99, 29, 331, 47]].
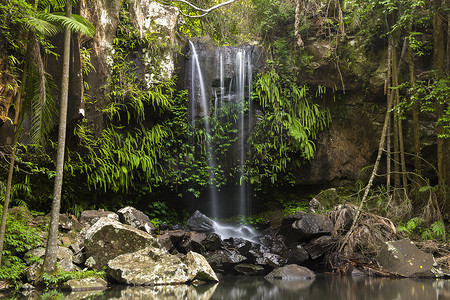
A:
[[43, 12, 96, 37], [37, 0, 67, 10], [25, 15, 61, 36], [24, 39, 58, 146], [29, 72, 57, 145]]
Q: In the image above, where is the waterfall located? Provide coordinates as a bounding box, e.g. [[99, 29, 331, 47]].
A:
[[188, 40, 257, 219], [236, 49, 247, 217], [189, 41, 219, 218]]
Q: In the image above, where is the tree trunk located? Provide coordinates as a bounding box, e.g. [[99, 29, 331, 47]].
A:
[[42, 1, 72, 274], [408, 33, 421, 178], [386, 39, 392, 193], [432, 0, 447, 185]]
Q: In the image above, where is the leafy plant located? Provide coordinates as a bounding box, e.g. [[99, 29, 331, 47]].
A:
[[144, 201, 179, 227], [0, 206, 44, 288], [249, 67, 331, 188], [41, 268, 106, 287], [398, 218, 446, 241]]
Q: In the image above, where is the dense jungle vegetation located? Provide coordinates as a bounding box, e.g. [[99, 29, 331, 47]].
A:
[[0, 0, 449, 283]]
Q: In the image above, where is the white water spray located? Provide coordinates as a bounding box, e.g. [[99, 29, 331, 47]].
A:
[[189, 41, 219, 218]]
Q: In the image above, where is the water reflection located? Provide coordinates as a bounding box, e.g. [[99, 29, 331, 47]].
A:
[[4, 275, 450, 299]]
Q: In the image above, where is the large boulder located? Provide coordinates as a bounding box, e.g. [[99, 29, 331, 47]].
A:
[[182, 251, 218, 282], [265, 264, 315, 280], [107, 247, 218, 285], [62, 277, 107, 291], [84, 217, 159, 270], [107, 246, 190, 285], [117, 206, 155, 233], [187, 210, 215, 232], [79, 210, 119, 227], [376, 238, 443, 277], [281, 211, 333, 243]]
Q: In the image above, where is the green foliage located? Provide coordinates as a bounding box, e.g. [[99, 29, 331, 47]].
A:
[[42, 269, 106, 287], [249, 67, 331, 187], [414, 76, 450, 139], [280, 199, 309, 216], [398, 218, 446, 241], [397, 216, 424, 235], [0, 206, 44, 288], [145, 201, 179, 227]]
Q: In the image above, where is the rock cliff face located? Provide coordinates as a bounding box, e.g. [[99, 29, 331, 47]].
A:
[[294, 37, 437, 185], [79, 0, 184, 136]]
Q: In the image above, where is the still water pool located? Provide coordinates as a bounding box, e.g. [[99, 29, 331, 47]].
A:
[[10, 275, 450, 299]]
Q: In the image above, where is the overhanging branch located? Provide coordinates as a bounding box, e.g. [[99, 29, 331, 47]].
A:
[[166, 0, 237, 18]]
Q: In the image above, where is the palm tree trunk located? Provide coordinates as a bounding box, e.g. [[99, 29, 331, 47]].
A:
[[42, 1, 72, 274]]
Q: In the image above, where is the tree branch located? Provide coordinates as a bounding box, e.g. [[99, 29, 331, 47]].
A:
[[166, 0, 237, 18]]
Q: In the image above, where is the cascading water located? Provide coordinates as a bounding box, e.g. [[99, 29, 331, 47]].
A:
[[188, 41, 219, 218], [187, 40, 260, 239]]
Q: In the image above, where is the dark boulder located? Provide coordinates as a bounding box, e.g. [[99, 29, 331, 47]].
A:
[[304, 235, 335, 260], [376, 238, 443, 277], [201, 233, 224, 251], [281, 211, 333, 244], [179, 231, 207, 254], [258, 253, 288, 269], [234, 263, 266, 276], [204, 249, 246, 273], [163, 230, 186, 246], [187, 210, 215, 232], [284, 243, 310, 264]]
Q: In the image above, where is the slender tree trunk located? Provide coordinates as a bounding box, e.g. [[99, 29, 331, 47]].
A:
[[42, 1, 72, 274], [390, 32, 401, 199], [393, 52, 408, 191], [432, 0, 447, 185], [408, 33, 421, 178], [0, 76, 26, 266], [386, 40, 392, 193]]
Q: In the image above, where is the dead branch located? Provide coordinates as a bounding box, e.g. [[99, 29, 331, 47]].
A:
[[167, 0, 238, 18]]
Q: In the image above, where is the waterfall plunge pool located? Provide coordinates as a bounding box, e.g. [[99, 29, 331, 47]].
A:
[[10, 274, 450, 299]]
